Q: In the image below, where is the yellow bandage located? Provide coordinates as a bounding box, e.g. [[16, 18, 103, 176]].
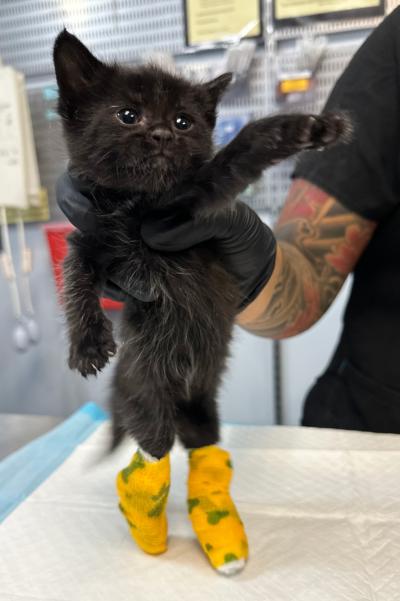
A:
[[187, 445, 249, 575], [116, 450, 170, 555]]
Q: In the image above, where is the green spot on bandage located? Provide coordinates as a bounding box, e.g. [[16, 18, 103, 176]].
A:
[[207, 510, 229, 525], [121, 451, 145, 483], [119, 503, 136, 529], [148, 484, 170, 518], [187, 498, 200, 513], [224, 553, 238, 563]]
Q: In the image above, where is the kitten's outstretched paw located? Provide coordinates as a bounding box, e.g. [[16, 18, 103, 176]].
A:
[[300, 112, 353, 150], [68, 318, 117, 377]]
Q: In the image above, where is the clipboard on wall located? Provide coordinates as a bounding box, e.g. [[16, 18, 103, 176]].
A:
[[0, 64, 44, 214]]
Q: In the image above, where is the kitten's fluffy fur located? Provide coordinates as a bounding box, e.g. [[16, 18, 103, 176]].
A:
[[54, 30, 350, 457]]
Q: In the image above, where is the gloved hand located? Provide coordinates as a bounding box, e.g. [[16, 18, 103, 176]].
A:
[[56, 171, 277, 308], [141, 203, 276, 309]]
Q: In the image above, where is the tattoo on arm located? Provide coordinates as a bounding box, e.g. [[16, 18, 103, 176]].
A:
[[247, 178, 376, 338]]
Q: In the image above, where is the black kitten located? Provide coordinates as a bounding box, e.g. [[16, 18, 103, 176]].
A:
[[54, 30, 350, 457]]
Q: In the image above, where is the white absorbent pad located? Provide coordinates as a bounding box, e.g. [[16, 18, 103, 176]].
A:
[[1, 424, 400, 601]]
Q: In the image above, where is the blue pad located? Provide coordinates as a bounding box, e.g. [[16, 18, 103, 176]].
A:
[[0, 402, 107, 522]]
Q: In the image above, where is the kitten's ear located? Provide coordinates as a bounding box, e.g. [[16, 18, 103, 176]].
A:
[[200, 73, 232, 127], [202, 73, 233, 106], [53, 30, 109, 107]]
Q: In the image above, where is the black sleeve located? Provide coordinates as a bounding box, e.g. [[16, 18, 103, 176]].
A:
[[293, 7, 400, 221]]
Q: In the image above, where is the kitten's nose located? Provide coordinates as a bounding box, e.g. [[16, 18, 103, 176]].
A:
[[151, 127, 173, 144]]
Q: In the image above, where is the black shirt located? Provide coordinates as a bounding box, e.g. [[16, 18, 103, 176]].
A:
[[294, 8, 400, 394]]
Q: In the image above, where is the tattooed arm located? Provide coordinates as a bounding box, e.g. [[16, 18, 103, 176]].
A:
[[236, 178, 377, 339]]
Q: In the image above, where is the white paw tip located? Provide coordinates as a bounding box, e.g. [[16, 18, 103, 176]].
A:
[[217, 558, 246, 576]]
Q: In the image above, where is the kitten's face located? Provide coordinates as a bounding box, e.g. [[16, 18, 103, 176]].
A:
[[53, 31, 232, 195]]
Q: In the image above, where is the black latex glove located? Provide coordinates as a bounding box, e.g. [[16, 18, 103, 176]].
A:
[[141, 204, 276, 308], [57, 171, 277, 308]]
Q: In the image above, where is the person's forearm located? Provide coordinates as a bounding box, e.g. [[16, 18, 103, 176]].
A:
[[236, 179, 376, 339], [236, 241, 322, 338]]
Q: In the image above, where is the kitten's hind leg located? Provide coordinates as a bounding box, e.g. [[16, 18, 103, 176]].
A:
[[177, 393, 249, 575], [175, 393, 220, 449], [114, 386, 175, 555], [117, 448, 170, 555]]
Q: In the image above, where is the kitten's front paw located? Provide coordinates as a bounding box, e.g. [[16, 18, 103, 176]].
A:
[[68, 318, 117, 377], [298, 112, 352, 150]]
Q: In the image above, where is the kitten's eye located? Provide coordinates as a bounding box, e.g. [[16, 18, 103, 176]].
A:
[[175, 113, 192, 130], [117, 108, 140, 125]]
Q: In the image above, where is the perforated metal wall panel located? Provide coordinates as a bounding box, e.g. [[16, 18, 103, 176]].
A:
[[0, 0, 185, 77], [264, 38, 364, 214]]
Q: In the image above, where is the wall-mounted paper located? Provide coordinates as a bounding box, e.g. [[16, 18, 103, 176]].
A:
[[184, 0, 262, 46], [0, 67, 28, 209], [0, 66, 42, 211], [17, 73, 41, 208], [274, 0, 382, 20]]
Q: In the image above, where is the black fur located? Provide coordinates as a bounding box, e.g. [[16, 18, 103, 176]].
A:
[[54, 30, 351, 458]]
